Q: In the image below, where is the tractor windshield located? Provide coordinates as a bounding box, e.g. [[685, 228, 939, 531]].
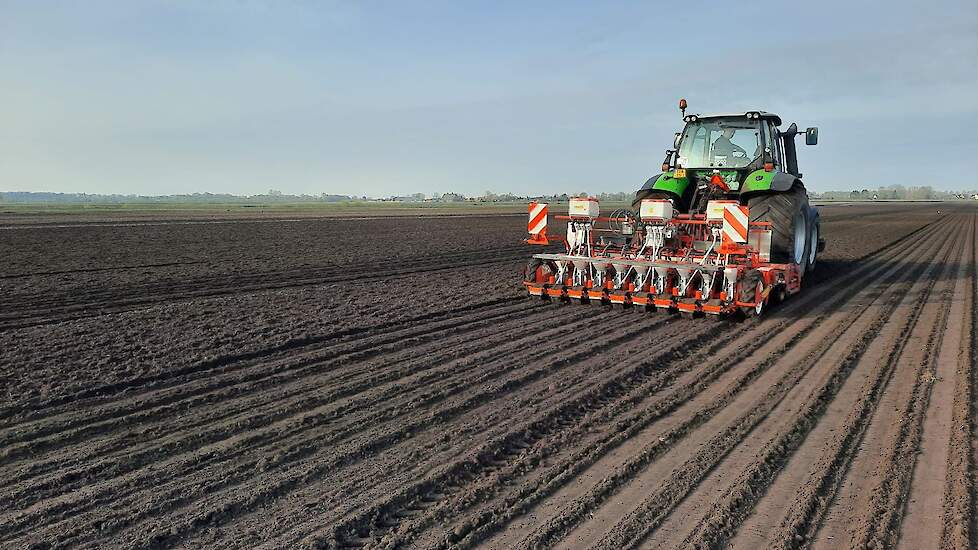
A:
[[676, 119, 762, 169]]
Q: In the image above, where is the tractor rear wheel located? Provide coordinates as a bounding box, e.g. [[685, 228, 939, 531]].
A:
[[746, 186, 812, 274]]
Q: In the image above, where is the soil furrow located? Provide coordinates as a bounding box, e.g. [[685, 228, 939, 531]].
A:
[[476, 215, 948, 549], [0, 295, 526, 420], [317, 319, 734, 549], [0, 247, 530, 331], [2, 204, 966, 549], [2, 313, 665, 546], [727, 216, 971, 550], [898, 213, 975, 549], [806, 219, 967, 549], [66, 317, 675, 548], [0, 305, 591, 510], [582, 219, 958, 550], [671, 216, 966, 550], [0, 298, 537, 447], [206, 317, 709, 549], [1, 245, 529, 309], [0, 307, 614, 540]]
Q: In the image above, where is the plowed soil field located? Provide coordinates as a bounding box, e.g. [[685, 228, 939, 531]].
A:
[[2, 202, 976, 549]]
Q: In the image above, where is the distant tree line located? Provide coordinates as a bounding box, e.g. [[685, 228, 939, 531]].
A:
[[811, 185, 976, 201], [0, 191, 369, 204]]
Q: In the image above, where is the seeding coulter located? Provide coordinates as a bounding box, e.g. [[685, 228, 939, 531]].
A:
[[523, 100, 824, 318]]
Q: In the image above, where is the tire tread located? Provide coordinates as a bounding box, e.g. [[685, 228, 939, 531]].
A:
[[746, 186, 810, 269]]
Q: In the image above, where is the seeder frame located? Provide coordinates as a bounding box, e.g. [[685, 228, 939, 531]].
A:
[[523, 200, 803, 317]]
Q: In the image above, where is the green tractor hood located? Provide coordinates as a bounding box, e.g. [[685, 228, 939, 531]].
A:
[[645, 168, 800, 198]]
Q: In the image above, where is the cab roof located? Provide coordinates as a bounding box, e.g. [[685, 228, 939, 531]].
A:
[[688, 112, 783, 126]]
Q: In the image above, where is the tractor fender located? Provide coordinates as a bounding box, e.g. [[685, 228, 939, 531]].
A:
[[741, 169, 800, 195], [771, 171, 799, 191], [645, 172, 690, 199], [638, 173, 662, 192], [634, 172, 691, 210]]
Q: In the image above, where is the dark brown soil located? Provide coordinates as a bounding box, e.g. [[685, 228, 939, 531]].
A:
[[1, 202, 975, 549]]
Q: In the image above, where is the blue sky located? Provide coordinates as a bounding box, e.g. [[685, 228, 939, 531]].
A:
[[1, 1, 976, 197]]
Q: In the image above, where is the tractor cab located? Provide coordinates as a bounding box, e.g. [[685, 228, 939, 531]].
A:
[[676, 114, 776, 174], [637, 105, 817, 215]]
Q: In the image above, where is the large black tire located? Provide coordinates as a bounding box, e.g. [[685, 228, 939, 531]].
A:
[[632, 189, 675, 211], [806, 207, 820, 271], [746, 186, 812, 275], [738, 269, 765, 317]]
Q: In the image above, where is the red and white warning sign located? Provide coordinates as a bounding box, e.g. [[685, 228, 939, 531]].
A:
[[528, 202, 548, 235], [722, 204, 749, 243]]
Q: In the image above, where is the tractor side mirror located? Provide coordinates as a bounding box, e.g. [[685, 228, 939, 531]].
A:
[[674, 132, 682, 148], [805, 127, 818, 145]]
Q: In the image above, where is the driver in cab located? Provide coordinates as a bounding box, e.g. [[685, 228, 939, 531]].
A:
[[712, 128, 747, 159]]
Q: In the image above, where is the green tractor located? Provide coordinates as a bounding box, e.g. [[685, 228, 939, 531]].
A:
[[633, 100, 823, 275]]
